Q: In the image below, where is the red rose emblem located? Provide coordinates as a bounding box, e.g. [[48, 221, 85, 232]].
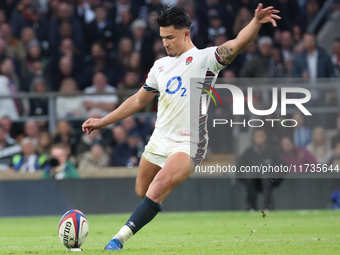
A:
[[186, 56, 193, 65]]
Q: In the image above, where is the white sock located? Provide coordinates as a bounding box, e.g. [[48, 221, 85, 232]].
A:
[[113, 225, 133, 245]]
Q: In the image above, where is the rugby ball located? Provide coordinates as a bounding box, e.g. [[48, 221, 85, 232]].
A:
[[58, 209, 89, 248]]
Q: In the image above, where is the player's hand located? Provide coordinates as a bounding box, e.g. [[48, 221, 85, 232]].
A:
[[82, 118, 104, 134], [254, 3, 281, 27]]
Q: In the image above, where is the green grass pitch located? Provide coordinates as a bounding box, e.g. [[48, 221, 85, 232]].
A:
[[0, 210, 339, 254]]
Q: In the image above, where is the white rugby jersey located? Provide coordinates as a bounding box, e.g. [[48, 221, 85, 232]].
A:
[[144, 46, 226, 144]]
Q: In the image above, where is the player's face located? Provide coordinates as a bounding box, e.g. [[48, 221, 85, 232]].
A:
[[160, 25, 188, 57]]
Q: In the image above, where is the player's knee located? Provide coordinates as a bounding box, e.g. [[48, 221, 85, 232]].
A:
[[149, 178, 171, 197], [135, 185, 146, 198]]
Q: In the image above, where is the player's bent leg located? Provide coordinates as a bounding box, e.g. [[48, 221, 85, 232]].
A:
[[105, 152, 192, 251], [135, 156, 161, 198], [146, 152, 192, 204]]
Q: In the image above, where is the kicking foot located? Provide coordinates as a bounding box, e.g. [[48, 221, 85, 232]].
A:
[[104, 238, 123, 250]]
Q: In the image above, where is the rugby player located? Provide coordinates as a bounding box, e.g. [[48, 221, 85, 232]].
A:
[[82, 3, 281, 250]]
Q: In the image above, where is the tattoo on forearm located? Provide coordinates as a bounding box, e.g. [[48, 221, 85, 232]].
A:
[[218, 45, 234, 64]]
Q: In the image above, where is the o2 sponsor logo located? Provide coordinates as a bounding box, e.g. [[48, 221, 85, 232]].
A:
[[165, 76, 187, 97]]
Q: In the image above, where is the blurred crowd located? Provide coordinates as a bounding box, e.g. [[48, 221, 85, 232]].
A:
[[0, 0, 340, 179], [237, 113, 340, 210], [0, 115, 153, 178], [234, 112, 340, 172], [0, 0, 339, 119]]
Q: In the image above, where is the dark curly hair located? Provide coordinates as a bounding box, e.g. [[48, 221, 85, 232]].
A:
[[156, 5, 192, 30]]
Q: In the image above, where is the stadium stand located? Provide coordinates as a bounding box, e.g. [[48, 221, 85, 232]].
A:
[[0, 0, 339, 185]]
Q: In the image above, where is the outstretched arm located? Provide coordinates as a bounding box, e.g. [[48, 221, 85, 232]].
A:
[[217, 3, 281, 65], [82, 87, 157, 134]]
